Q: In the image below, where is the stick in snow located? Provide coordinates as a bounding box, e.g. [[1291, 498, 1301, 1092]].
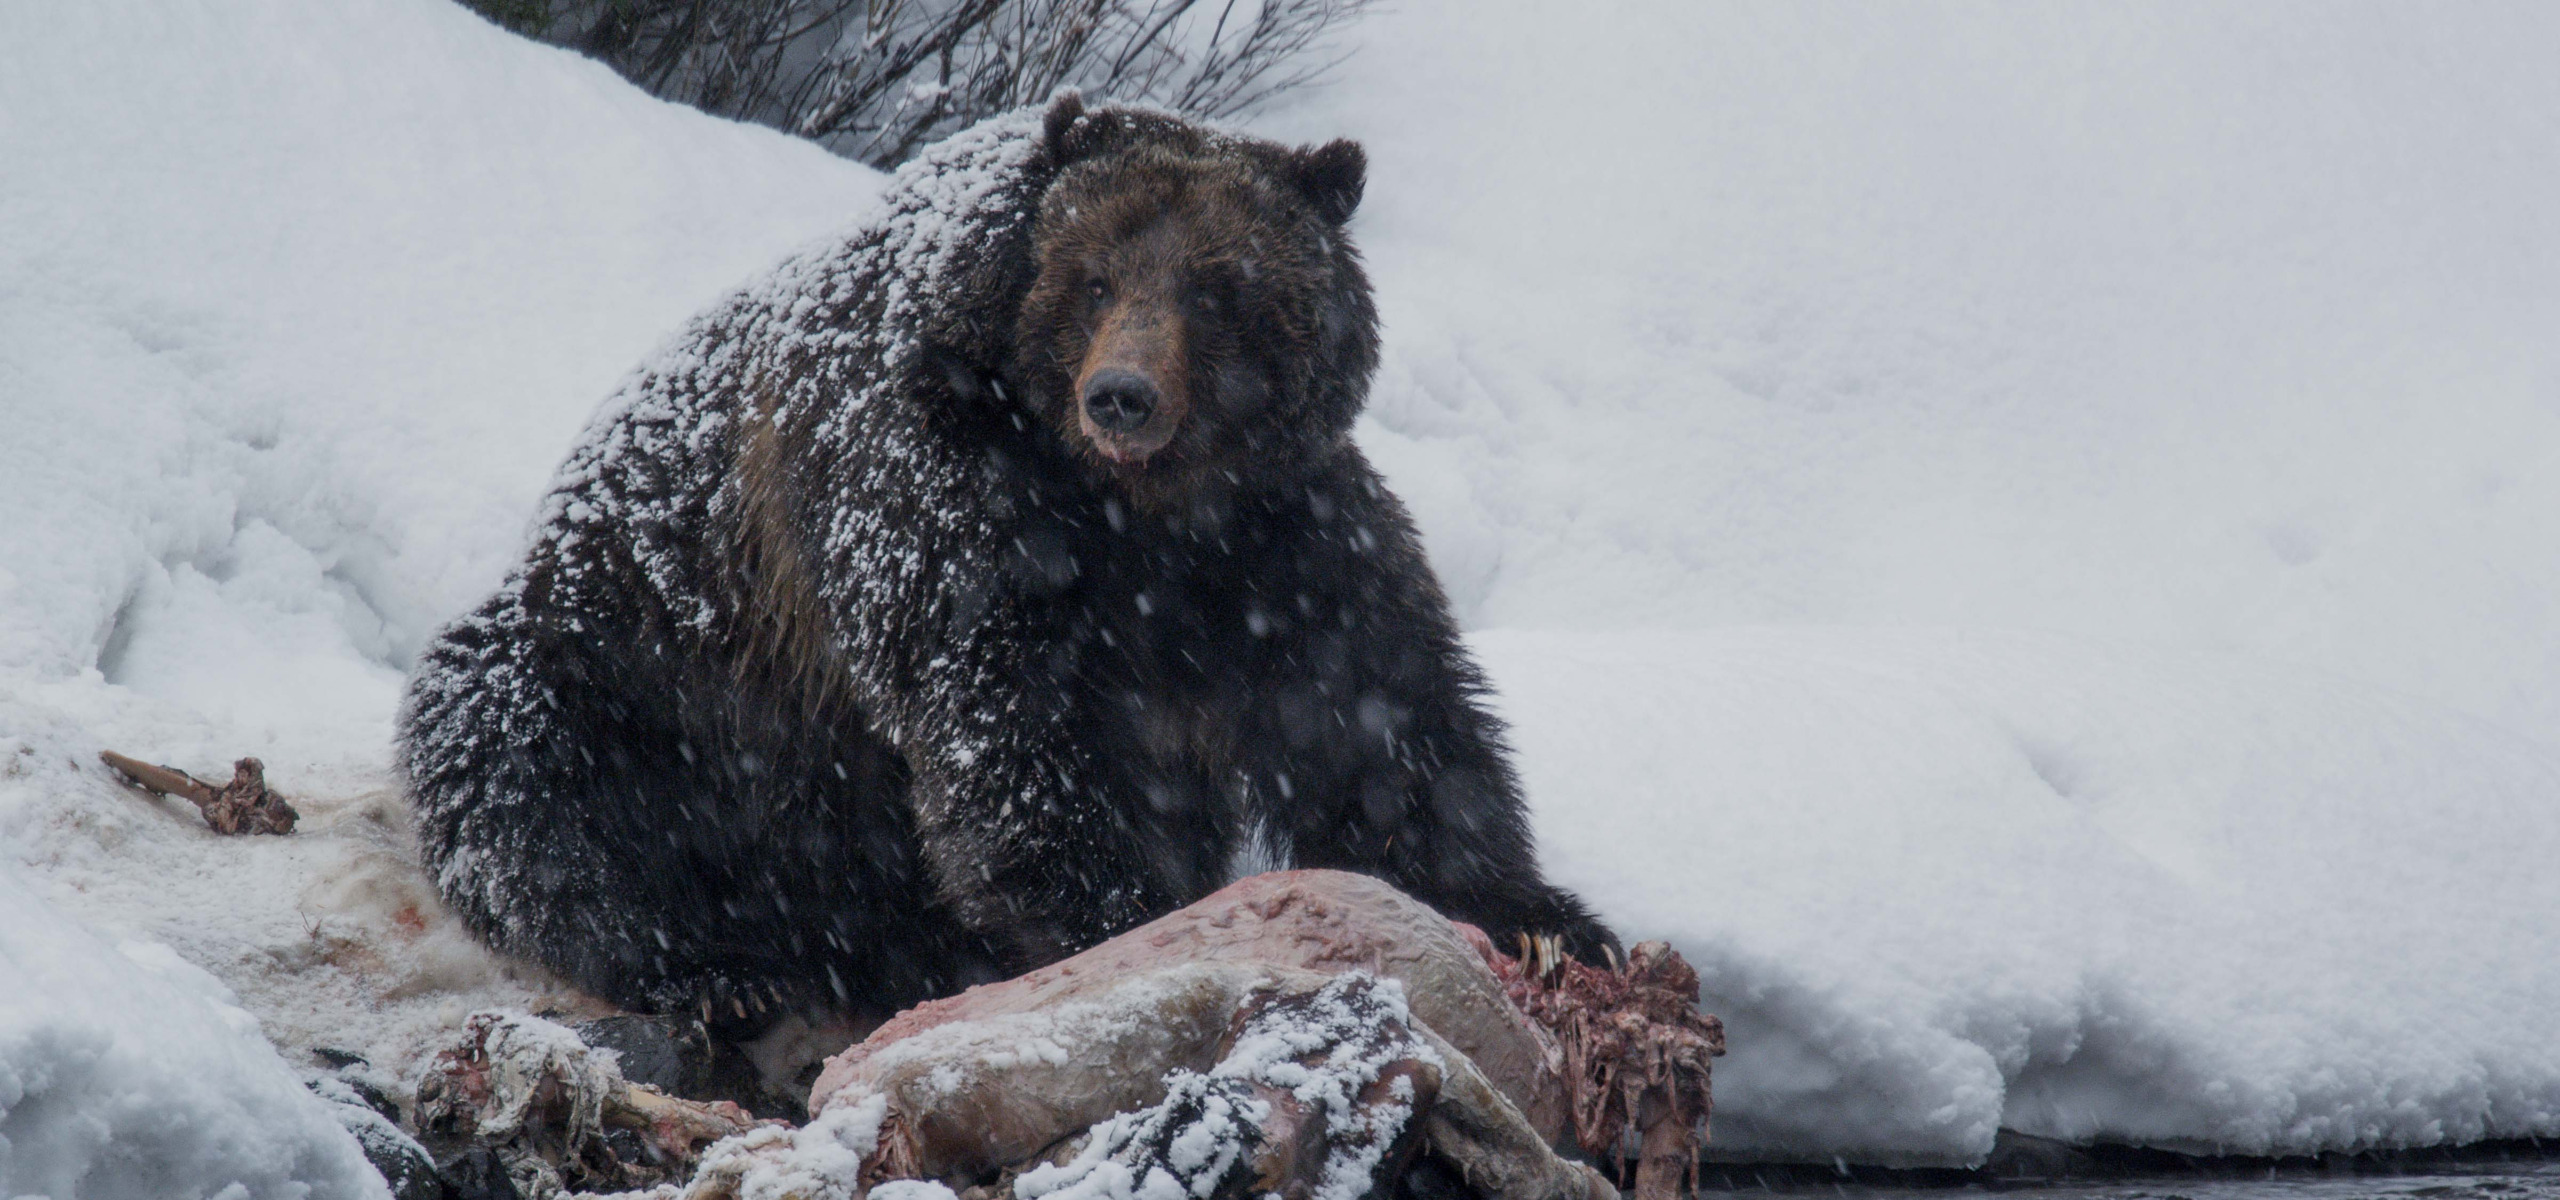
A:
[[99, 750, 299, 835]]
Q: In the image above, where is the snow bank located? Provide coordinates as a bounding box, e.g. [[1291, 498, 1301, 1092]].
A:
[[1481, 628, 2560, 1165], [0, 0, 878, 738], [0, 865, 387, 1199], [1272, 1, 2560, 737], [8, 0, 2560, 1179]]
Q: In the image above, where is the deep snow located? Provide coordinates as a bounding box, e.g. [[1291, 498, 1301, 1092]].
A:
[[5, 0, 2560, 1188], [1486, 628, 2560, 1163], [0, 865, 390, 1199], [0, 0, 877, 1192]]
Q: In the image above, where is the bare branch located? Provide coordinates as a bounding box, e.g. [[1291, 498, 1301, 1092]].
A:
[[463, 0, 1380, 170]]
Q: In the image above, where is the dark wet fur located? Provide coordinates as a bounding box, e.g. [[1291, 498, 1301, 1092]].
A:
[[398, 97, 1616, 1029]]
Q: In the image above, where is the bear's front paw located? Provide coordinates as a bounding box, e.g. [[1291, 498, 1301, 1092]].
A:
[[1521, 916, 1625, 976]]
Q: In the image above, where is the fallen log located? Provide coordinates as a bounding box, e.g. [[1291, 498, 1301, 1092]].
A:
[[98, 750, 297, 835]]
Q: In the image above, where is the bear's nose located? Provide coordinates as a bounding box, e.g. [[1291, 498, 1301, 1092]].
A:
[[1082, 370, 1158, 434]]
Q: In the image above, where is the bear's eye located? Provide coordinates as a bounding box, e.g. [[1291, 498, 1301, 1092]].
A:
[[1085, 278, 1111, 307], [1189, 287, 1219, 315]]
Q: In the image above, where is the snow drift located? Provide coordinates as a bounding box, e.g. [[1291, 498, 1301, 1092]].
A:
[[1, 0, 875, 1192], [5, 0, 2560, 1183], [0, 862, 388, 1199], [1485, 628, 2560, 1163], [1268, 2, 2560, 1160]]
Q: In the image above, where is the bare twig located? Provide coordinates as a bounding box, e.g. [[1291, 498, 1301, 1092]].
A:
[[467, 0, 1379, 169]]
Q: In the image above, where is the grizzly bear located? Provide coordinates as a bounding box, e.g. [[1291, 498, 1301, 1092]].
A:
[[398, 95, 1616, 1027]]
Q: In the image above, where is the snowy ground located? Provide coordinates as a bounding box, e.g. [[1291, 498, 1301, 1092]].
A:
[[7, 0, 2560, 1192], [1, 2, 877, 1192]]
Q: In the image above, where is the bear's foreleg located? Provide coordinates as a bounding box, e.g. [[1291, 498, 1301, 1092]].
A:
[[1273, 709, 1621, 968], [874, 624, 1196, 966], [1249, 481, 1622, 966], [901, 736, 1192, 968]]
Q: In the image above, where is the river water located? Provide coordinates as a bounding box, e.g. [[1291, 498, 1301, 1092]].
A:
[[1694, 1147, 2560, 1200]]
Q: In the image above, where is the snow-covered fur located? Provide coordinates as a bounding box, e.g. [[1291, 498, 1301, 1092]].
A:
[[397, 96, 1614, 1025]]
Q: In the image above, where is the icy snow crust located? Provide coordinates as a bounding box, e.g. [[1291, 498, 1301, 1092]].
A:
[[0, 867, 388, 1199], [6, 0, 2560, 1180], [1017, 974, 1435, 1200], [696, 1093, 891, 1200]]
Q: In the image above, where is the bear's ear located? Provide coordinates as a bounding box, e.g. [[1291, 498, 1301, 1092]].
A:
[[1288, 139, 1366, 226], [1042, 91, 1090, 167]]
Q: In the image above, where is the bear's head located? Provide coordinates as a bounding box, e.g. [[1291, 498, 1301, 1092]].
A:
[[1013, 95, 1382, 514]]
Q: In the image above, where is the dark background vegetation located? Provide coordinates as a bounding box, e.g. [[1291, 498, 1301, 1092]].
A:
[[464, 0, 1377, 166]]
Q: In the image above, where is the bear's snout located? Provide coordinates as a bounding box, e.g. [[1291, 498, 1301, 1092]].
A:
[[1083, 369, 1159, 436], [1074, 304, 1188, 465]]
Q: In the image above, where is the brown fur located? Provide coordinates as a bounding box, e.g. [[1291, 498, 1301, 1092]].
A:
[[1015, 131, 1361, 516], [730, 388, 856, 724], [1074, 290, 1192, 464]]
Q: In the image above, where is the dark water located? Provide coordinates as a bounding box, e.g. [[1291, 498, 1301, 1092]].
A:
[[2009, 1169, 2560, 1200], [1693, 1144, 2560, 1200]]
